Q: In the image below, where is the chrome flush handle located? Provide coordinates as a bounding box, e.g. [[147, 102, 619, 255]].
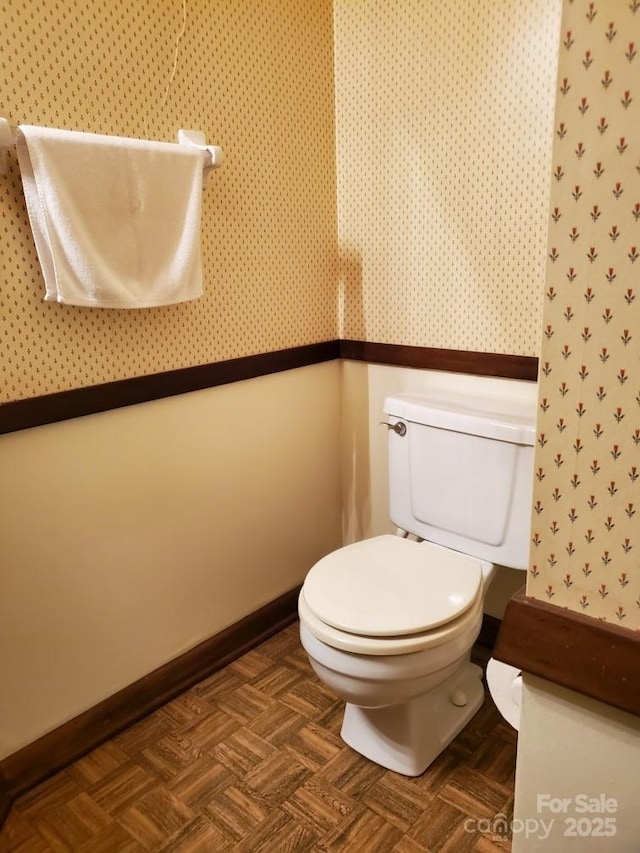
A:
[[380, 420, 407, 436]]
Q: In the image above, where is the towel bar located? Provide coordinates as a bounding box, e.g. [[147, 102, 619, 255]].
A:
[[177, 129, 223, 187], [0, 118, 223, 183]]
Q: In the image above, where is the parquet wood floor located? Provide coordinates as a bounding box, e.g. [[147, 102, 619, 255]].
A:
[[0, 624, 517, 852]]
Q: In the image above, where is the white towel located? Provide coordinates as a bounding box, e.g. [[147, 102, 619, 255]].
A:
[[16, 126, 205, 308]]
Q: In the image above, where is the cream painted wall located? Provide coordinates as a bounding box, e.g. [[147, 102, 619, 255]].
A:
[[0, 362, 342, 759], [340, 361, 538, 618], [512, 676, 640, 852]]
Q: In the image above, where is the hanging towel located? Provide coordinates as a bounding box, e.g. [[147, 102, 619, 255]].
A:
[[15, 126, 205, 308]]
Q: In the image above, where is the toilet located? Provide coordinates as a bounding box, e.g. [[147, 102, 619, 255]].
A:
[[298, 390, 536, 776]]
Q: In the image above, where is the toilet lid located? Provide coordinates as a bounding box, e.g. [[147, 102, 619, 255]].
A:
[[299, 586, 484, 655], [303, 535, 483, 637]]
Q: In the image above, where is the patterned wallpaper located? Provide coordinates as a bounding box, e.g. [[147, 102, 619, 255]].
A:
[[1, 1, 564, 405], [528, 0, 640, 630], [0, 0, 338, 401], [333, 0, 562, 356]]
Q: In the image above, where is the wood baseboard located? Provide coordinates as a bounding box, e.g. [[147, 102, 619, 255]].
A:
[[494, 588, 640, 717], [0, 772, 11, 829], [0, 586, 301, 805], [477, 613, 501, 650], [0, 599, 503, 831]]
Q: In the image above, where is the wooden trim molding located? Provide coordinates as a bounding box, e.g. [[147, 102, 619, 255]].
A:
[[339, 340, 538, 382], [0, 340, 538, 434], [0, 341, 340, 435], [0, 586, 301, 804], [494, 588, 640, 717]]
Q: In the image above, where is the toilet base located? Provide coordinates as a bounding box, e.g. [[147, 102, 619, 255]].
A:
[[340, 661, 484, 777]]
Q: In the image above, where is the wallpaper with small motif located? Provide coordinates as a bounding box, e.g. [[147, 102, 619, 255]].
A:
[[0, 0, 338, 402], [1, 0, 563, 404], [529, 0, 640, 629], [334, 0, 562, 355]]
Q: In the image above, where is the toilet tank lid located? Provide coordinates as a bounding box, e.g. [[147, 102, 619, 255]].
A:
[[383, 392, 536, 445]]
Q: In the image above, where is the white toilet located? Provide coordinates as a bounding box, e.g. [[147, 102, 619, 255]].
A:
[[298, 390, 535, 776]]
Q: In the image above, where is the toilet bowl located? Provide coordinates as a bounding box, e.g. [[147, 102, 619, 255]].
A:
[[299, 535, 494, 775], [298, 390, 536, 777]]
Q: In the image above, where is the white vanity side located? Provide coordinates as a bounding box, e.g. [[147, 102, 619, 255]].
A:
[[512, 675, 640, 852]]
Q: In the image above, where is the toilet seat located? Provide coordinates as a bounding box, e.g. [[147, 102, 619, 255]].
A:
[[299, 586, 484, 656], [300, 535, 485, 656]]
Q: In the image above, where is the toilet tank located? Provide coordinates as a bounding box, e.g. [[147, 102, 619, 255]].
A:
[[383, 391, 536, 570]]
